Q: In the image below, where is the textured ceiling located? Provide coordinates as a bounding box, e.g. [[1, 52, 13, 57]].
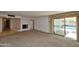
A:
[[0, 11, 68, 17]]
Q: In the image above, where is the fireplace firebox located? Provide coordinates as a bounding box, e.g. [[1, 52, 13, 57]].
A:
[[22, 24, 28, 29]]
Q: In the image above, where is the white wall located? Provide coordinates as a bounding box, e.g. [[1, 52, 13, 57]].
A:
[[35, 16, 49, 33], [0, 13, 50, 33], [0, 12, 33, 32], [0, 18, 2, 32], [19, 17, 33, 31]]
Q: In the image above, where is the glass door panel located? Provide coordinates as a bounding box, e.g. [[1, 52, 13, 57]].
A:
[[54, 18, 64, 36], [65, 17, 77, 40]]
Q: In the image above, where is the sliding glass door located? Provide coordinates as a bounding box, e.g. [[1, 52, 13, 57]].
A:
[[54, 18, 64, 36], [53, 17, 77, 40], [65, 17, 77, 40]]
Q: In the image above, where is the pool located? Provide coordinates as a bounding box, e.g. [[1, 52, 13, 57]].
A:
[[66, 26, 76, 30], [65, 26, 77, 40]]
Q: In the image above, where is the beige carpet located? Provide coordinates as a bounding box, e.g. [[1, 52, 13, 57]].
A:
[[0, 30, 79, 47], [0, 30, 17, 37]]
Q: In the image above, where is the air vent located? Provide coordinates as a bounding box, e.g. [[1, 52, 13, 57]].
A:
[[8, 15, 15, 17]]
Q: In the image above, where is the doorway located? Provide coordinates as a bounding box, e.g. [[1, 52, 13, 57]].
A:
[[3, 18, 10, 31]]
